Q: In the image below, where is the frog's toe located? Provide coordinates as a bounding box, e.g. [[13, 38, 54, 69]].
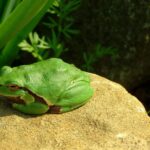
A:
[[48, 105, 79, 113]]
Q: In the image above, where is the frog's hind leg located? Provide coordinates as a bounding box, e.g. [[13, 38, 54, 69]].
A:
[[48, 100, 88, 114], [55, 84, 94, 113], [59, 100, 88, 113], [12, 102, 49, 115]]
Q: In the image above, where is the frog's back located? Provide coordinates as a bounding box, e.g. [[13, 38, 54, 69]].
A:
[[17, 58, 90, 105]]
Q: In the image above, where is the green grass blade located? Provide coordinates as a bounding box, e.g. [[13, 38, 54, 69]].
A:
[[0, 0, 53, 49], [0, 0, 55, 67], [0, 0, 8, 22], [1, 0, 18, 22]]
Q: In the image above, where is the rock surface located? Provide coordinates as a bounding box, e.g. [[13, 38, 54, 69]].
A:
[[0, 74, 150, 150]]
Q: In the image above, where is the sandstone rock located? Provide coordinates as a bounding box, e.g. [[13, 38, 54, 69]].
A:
[[0, 74, 150, 150]]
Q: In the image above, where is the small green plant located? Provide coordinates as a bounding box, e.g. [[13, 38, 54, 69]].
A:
[[19, 0, 80, 60], [19, 32, 50, 60], [82, 44, 118, 71], [45, 0, 80, 39]]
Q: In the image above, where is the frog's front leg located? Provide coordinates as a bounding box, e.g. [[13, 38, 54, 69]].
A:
[[11, 89, 49, 114], [0, 86, 34, 104], [0, 87, 49, 115], [12, 102, 49, 115]]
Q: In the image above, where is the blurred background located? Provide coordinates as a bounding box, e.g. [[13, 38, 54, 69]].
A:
[[0, 0, 150, 114]]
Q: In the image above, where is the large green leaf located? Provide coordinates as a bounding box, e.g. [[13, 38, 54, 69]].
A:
[[0, 0, 55, 66], [0, 0, 54, 49]]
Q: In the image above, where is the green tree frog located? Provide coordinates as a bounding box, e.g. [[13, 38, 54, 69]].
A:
[[0, 58, 94, 114]]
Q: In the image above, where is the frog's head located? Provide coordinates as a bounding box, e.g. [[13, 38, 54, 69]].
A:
[[0, 66, 24, 97], [0, 66, 23, 86]]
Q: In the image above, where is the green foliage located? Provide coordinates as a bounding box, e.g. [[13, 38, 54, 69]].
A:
[[47, 30, 66, 58], [0, 0, 55, 67], [19, 0, 80, 60], [82, 44, 118, 71], [45, 0, 80, 39], [19, 32, 50, 60]]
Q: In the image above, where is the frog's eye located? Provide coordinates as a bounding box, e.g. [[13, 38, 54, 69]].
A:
[[0, 66, 12, 75], [7, 84, 20, 91]]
